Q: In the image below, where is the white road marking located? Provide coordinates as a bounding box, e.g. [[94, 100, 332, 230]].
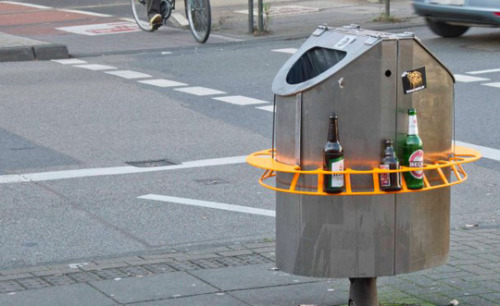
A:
[[256, 105, 274, 112], [52, 59, 87, 65], [74, 64, 116, 71], [105, 70, 152, 79], [482, 82, 500, 88], [57, 9, 112, 17], [138, 79, 188, 87], [467, 68, 500, 75], [0, 155, 247, 184], [57, 22, 140, 36], [213, 95, 269, 106], [456, 141, 500, 162], [453, 74, 489, 83], [174, 87, 226, 96], [0, 1, 51, 9], [138, 194, 276, 217], [271, 48, 297, 54]]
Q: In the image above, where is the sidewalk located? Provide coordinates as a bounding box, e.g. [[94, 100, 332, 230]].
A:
[[0, 227, 500, 305], [0, 0, 424, 61]]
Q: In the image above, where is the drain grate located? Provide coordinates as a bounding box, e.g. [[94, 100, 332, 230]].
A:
[[194, 178, 230, 185], [125, 158, 177, 167]]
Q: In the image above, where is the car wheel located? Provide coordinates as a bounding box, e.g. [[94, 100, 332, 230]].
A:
[[426, 19, 469, 37]]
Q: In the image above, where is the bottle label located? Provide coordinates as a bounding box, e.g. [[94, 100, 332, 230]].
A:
[[379, 164, 390, 187], [408, 115, 419, 135], [409, 150, 424, 179], [329, 157, 344, 188]]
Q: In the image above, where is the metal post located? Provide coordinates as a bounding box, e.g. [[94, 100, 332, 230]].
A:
[[258, 0, 264, 34], [248, 0, 254, 33], [348, 278, 378, 306], [385, 0, 390, 17]]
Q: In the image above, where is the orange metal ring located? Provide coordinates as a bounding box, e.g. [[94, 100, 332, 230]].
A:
[[246, 146, 481, 196]]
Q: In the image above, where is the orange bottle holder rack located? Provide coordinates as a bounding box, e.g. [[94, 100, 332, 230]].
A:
[[246, 146, 481, 196]]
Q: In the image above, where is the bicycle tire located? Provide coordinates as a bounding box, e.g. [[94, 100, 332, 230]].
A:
[[131, 0, 154, 32], [185, 0, 211, 43]]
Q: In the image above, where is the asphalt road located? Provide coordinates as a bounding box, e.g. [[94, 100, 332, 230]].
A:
[[1, 1, 499, 271]]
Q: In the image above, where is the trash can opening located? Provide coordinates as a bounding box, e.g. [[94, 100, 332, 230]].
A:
[[286, 47, 346, 85]]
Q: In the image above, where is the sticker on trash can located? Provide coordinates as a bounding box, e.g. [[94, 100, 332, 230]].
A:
[[402, 67, 427, 94]]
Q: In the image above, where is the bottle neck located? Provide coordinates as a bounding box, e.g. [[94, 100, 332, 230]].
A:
[[408, 114, 419, 135], [328, 118, 339, 142]]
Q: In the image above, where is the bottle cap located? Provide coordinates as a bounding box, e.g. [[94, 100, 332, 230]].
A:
[[408, 108, 417, 115], [330, 113, 338, 119], [385, 139, 393, 145]]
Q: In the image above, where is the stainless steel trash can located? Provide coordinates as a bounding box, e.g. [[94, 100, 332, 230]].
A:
[[271, 25, 455, 278]]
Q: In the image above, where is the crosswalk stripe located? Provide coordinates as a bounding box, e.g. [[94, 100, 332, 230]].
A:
[[138, 194, 276, 217], [105, 70, 152, 79], [74, 64, 116, 71], [467, 68, 500, 75], [52, 59, 87, 65], [454, 74, 489, 83], [256, 105, 274, 112], [213, 96, 268, 106], [138, 79, 187, 87], [175, 86, 226, 96], [482, 82, 500, 88]]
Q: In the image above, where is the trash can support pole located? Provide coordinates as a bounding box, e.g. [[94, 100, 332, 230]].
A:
[[348, 278, 378, 306]]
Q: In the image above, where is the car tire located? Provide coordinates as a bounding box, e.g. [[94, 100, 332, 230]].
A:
[[426, 19, 469, 37]]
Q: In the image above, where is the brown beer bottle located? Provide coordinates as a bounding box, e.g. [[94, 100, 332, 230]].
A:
[[323, 113, 344, 193], [379, 139, 402, 192]]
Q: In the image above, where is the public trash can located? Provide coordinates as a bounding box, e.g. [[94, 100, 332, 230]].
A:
[[247, 25, 480, 305]]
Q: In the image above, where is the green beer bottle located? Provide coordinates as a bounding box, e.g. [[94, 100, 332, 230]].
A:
[[323, 113, 344, 193], [402, 108, 424, 189]]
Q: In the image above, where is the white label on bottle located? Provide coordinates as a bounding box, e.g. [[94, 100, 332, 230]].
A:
[[329, 158, 344, 188], [379, 164, 390, 187], [408, 114, 419, 135], [409, 150, 424, 179]]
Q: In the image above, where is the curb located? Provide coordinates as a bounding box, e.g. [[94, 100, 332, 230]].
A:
[[0, 43, 68, 62]]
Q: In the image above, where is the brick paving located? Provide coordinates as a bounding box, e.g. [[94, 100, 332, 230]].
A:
[[0, 228, 498, 305]]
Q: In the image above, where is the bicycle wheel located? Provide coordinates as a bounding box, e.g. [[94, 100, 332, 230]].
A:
[[185, 0, 211, 43], [131, 0, 154, 32]]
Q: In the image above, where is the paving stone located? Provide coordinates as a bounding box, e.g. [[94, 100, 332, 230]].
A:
[[91, 272, 218, 304], [230, 281, 345, 306], [41, 275, 76, 286], [216, 250, 253, 257], [118, 266, 153, 277], [67, 272, 103, 283], [93, 269, 127, 280], [190, 264, 319, 291], [165, 260, 201, 271], [214, 256, 247, 267], [0, 280, 25, 293], [190, 258, 227, 269], [142, 263, 178, 274], [16, 277, 51, 290], [0, 283, 114, 306], [237, 254, 273, 265]]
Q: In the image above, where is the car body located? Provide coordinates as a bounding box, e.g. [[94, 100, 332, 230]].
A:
[[412, 0, 500, 37]]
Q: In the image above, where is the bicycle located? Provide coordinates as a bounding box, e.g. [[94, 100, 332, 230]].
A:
[[131, 0, 211, 43]]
